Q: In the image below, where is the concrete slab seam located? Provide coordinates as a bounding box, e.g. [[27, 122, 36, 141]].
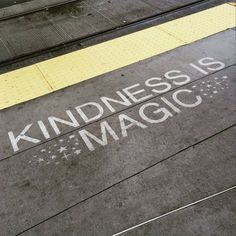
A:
[[112, 186, 236, 236], [15, 124, 236, 235]]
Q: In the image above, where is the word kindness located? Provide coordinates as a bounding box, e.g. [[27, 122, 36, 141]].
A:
[[8, 57, 225, 152]]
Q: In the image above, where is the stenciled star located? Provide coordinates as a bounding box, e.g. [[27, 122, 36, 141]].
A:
[[62, 152, 71, 160], [74, 150, 81, 155], [58, 146, 67, 153]]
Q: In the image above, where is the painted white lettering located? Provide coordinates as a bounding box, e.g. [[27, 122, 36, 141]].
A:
[[198, 57, 225, 71], [190, 63, 209, 75], [123, 84, 153, 103], [38, 121, 50, 139], [8, 124, 41, 152], [172, 89, 202, 108], [76, 102, 104, 123], [160, 97, 181, 113], [48, 110, 79, 135], [165, 70, 191, 85], [119, 114, 147, 137], [139, 102, 173, 124], [100, 91, 132, 113], [145, 77, 171, 94], [79, 121, 119, 151]]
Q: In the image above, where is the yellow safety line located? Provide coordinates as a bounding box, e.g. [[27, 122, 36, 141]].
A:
[[0, 3, 235, 110], [228, 2, 236, 7]]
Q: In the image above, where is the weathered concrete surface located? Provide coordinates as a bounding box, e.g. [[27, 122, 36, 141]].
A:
[[0, 38, 12, 61], [0, 31, 235, 235], [0, 3, 114, 57], [0, 0, 203, 18], [81, 0, 159, 25], [1, 29, 235, 158], [80, 0, 230, 49], [0, 0, 32, 9], [124, 189, 236, 236], [0, 0, 75, 19], [20, 126, 236, 236], [0, 0, 226, 63]]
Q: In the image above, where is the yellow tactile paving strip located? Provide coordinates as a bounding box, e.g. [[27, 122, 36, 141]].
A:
[[38, 28, 182, 90], [0, 3, 235, 110]]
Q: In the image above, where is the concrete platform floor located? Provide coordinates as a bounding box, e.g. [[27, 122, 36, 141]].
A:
[[0, 1, 235, 236], [0, 28, 235, 235]]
